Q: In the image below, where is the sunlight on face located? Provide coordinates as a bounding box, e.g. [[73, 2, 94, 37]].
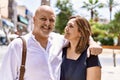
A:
[[33, 6, 56, 38], [64, 19, 81, 41]]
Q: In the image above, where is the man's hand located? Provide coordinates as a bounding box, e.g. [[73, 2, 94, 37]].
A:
[[87, 44, 103, 57]]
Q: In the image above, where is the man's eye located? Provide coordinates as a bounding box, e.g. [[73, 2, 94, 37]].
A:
[[39, 18, 46, 21], [49, 19, 55, 22]]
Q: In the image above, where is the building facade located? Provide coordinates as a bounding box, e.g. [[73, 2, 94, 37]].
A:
[[8, 0, 32, 36], [0, 0, 8, 18], [0, 0, 33, 44]]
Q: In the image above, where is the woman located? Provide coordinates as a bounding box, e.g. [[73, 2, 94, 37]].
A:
[[60, 15, 101, 80]]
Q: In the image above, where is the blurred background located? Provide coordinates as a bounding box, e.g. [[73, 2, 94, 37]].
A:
[[0, 0, 120, 80], [0, 0, 120, 46]]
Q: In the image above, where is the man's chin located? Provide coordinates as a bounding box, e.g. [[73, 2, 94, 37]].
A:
[[41, 32, 50, 37]]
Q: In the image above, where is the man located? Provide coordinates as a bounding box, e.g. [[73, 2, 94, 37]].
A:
[[0, 5, 102, 80]]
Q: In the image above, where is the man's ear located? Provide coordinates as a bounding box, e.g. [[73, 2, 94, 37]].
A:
[[33, 16, 35, 22]]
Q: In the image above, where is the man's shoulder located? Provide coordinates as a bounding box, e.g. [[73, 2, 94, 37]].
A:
[[49, 32, 64, 38], [49, 32, 68, 46], [19, 32, 32, 42], [7, 37, 23, 51]]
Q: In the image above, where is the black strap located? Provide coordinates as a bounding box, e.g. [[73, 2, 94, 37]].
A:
[[19, 37, 27, 80]]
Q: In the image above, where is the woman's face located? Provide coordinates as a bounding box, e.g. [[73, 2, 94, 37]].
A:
[[64, 18, 81, 41]]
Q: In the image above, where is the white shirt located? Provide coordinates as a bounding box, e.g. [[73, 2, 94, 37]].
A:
[[0, 32, 66, 80]]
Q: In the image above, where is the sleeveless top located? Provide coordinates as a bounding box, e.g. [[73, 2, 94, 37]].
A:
[[60, 47, 101, 80]]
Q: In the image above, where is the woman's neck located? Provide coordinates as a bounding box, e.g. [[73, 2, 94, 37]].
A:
[[69, 38, 79, 50]]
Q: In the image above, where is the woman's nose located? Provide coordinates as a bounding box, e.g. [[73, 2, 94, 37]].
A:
[[65, 26, 69, 30], [64, 28, 68, 33]]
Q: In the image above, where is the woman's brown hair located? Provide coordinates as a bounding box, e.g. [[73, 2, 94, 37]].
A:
[[69, 15, 91, 54]]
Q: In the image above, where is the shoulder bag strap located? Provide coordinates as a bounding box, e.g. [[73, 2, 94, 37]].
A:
[[19, 37, 27, 80]]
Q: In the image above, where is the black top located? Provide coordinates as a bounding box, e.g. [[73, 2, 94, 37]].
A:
[[60, 47, 101, 80]]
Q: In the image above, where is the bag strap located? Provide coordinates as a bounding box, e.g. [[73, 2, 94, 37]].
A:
[[19, 37, 27, 80]]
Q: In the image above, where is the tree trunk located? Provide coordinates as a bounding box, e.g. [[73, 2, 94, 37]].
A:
[[91, 9, 94, 20], [109, 7, 112, 21]]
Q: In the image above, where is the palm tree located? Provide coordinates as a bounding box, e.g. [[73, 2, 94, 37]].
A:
[[81, 0, 104, 20], [110, 11, 120, 45], [105, 0, 119, 21], [55, 0, 74, 33], [41, 0, 50, 6]]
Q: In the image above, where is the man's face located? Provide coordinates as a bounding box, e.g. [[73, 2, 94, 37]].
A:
[[33, 8, 56, 38]]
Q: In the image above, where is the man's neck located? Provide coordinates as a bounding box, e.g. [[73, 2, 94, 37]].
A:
[[33, 32, 48, 49]]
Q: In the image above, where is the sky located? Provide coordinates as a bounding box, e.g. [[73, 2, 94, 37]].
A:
[[16, 0, 120, 20]]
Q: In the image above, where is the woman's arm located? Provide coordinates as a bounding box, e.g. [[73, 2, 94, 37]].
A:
[[87, 66, 101, 80], [86, 53, 101, 80]]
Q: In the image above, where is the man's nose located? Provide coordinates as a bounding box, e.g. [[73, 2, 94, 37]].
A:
[[45, 19, 50, 26]]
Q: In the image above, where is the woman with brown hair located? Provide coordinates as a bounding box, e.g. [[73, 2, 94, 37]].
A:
[[60, 15, 101, 80]]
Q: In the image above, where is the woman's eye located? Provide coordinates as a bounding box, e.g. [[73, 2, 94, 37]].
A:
[[69, 25, 73, 28]]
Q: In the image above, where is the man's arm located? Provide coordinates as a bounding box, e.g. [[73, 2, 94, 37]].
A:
[[88, 36, 103, 57]]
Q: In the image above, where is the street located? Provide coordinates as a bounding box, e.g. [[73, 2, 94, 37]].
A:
[[99, 49, 120, 80], [0, 45, 120, 80]]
